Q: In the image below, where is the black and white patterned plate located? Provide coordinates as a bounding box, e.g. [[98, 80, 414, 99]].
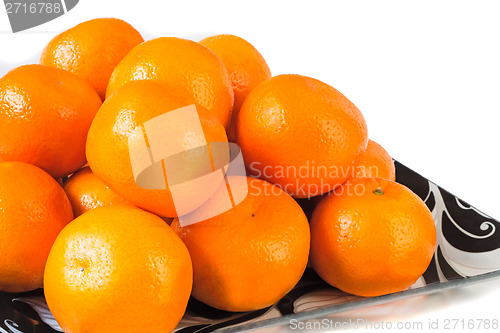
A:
[[1, 161, 499, 333]]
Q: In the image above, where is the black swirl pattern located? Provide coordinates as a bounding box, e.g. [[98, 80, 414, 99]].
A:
[[426, 191, 436, 212], [394, 161, 430, 201], [185, 298, 238, 320], [422, 255, 440, 285], [436, 246, 464, 280], [276, 269, 331, 316], [1, 161, 499, 333], [0, 290, 55, 333], [440, 189, 500, 253]]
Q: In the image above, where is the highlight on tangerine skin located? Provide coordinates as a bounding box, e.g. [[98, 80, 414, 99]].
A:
[[0, 64, 102, 178], [106, 37, 234, 128], [236, 74, 369, 198], [40, 18, 144, 100], [43, 205, 193, 333], [86, 80, 229, 218], [171, 176, 310, 312], [310, 177, 437, 297], [199, 34, 272, 142], [63, 166, 133, 217], [355, 139, 396, 181]]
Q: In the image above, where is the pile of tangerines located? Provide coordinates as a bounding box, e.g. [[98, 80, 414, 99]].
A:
[[0, 18, 437, 332]]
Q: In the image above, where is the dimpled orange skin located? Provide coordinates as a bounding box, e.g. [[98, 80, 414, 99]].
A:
[[40, 18, 144, 100], [86, 80, 228, 217], [63, 166, 133, 217], [237, 74, 368, 198], [310, 177, 436, 297], [199, 34, 271, 142], [44, 205, 193, 333], [355, 139, 396, 181], [312, 139, 395, 205], [0, 162, 73, 292], [106, 37, 234, 128], [0, 64, 102, 178], [171, 177, 310, 312]]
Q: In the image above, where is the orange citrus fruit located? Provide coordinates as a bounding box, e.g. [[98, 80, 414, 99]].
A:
[[106, 37, 234, 128], [44, 205, 192, 333], [199, 34, 271, 142], [355, 139, 396, 181], [86, 80, 228, 217], [310, 177, 436, 297], [40, 18, 144, 100], [237, 74, 368, 198], [171, 177, 310, 312], [311, 140, 395, 205], [63, 166, 132, 217], [0, 161, 73, 292], [0, 64, 101, 178]]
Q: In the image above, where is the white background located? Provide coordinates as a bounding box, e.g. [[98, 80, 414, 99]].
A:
[[1, 1, 499, 332]]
